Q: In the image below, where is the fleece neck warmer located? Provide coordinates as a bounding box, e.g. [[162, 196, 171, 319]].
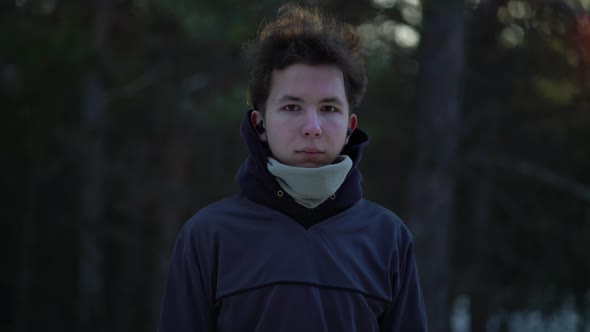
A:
[[267, 156, 353, 208]]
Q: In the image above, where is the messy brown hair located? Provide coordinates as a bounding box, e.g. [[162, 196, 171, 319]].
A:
[[242, 3, 367, 113]]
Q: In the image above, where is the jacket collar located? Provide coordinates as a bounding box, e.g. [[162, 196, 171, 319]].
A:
[[235, 110, 369, 228]]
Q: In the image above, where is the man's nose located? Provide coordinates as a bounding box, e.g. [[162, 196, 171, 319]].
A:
[[301, 110, 322, 136]]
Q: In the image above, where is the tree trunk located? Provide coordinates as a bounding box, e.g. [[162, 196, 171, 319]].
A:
[[152, 126, 191, 328], [79, 72, 107, 331], [79, 1, 110, 329], [14, 108, 40, 332], [470, 174, 493, 332], [406, 1, 465, 331]]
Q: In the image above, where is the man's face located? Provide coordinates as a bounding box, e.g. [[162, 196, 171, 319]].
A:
[[252, 63, 357, 168]]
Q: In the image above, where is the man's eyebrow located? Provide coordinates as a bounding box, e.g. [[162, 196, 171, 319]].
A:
[[278, 95, 344, 104], [320, 97, 344, 105], [278, 95, 303, 103]]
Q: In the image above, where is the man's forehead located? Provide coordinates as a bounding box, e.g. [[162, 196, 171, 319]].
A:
[[268, 64, 347, 101]]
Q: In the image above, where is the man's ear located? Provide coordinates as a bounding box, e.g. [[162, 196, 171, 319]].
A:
[[250, 110, 267, 142], [345, 113, 358, 144]]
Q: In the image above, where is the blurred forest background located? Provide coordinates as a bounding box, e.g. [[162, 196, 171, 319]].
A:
[[2, 0, 590, 331]]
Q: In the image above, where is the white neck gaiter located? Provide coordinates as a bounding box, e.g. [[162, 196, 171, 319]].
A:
[[267, 155, 353, 209]]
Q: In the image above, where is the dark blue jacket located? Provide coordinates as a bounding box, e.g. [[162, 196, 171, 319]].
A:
[[159, 112, 428, 331]]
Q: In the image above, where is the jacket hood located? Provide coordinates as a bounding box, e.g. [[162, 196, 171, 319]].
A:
[[235, 110, 369, 228]]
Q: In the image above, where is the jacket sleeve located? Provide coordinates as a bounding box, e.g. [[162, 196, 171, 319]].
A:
[[159, 223, 215, 332], [379, 238, 428, 332]]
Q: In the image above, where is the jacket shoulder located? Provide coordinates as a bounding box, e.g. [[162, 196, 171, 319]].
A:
[[183, 195, 247, 228], [356, 199, 414, 241]]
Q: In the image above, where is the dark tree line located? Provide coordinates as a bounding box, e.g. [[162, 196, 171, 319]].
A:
[[2, 0, 589, 331]]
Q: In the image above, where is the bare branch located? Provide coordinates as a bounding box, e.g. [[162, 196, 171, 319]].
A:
[[465, 153, 590, 203], [106, 65, 169, 103]]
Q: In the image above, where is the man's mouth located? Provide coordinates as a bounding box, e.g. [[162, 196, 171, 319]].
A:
[[297, 149, 323, 154]]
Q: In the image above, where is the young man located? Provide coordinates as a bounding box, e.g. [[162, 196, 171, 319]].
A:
[[159, 4, 427, 331]]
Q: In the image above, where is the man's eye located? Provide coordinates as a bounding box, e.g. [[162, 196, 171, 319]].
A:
[[322, 106, 338, 112], [283, 105, 300, 112]]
